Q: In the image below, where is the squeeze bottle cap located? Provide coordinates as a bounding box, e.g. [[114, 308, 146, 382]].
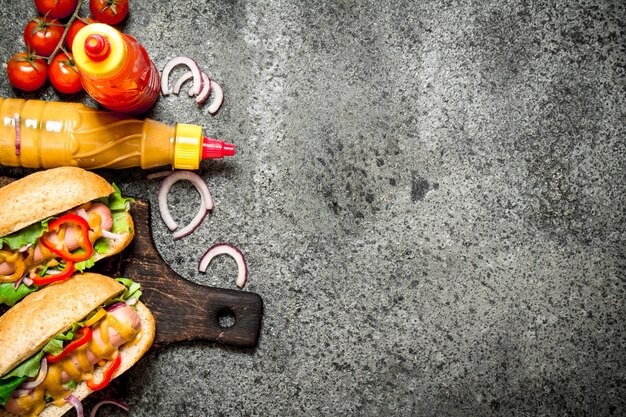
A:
[[72, 23, 127, 78], [202, 137, 236, 159], [84, 34, 111, 61], [173, 124, 235, 170]]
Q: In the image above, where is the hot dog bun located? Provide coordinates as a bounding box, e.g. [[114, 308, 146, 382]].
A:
[[0, 166, 134, 268], [0, 273, 156, 417], [0, 167, 114, 237]]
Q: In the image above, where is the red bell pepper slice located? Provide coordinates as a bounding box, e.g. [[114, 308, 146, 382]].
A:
[[40, 213, 93, 262], [31, 261, 75, 286], [46, 327, 93, 363], [86, 353, 122, 391]]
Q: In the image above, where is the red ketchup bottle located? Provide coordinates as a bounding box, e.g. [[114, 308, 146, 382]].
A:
[[72, 23, 161, 115]]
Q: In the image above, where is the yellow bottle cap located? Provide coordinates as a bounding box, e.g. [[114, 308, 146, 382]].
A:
[[72, 23, 127, 78], [174, 123, 203, 170]]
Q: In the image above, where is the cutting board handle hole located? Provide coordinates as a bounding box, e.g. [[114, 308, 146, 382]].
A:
[[217, 308, 236, 328]]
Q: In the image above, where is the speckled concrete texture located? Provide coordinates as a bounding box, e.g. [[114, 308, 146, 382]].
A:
[[1, 0, 625, 416]]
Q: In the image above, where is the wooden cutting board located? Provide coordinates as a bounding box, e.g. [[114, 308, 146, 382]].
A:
[[93, 199, 264, 348], [0, 174, 263, 348]]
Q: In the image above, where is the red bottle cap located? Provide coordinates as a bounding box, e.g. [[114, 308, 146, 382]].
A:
[[84, 34, 111, 61], [202, 137, 236, 159]]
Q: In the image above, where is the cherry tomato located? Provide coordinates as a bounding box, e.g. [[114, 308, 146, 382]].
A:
[[65, 18, 96, 51], [49, 52, 82, 94], [90, 0, 128, 25], [23, 17, 64, 58], [34, 0, 79, 19], [6, 52, 48, 92]]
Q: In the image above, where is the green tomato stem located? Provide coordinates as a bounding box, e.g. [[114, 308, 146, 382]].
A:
[[46, 0, 84, 65]]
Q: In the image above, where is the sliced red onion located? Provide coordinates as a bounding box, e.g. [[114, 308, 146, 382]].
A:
[[198, 243, 248, 288], [157, 171, 214, 237], [207, 80, 224, 114], [14, 113, 20, 156], [65, 394, 84, 417], [76, 208, 89, 222], [172, 205, 208, 241], [172, 71, 194, 95], [12, 388, 33, 398], [18, 243, 32, 253], [195, 72, 212, 105], [107, 302, 126, 312], [21, 358, 48, 389], [13, 275, 25, 290], [146, 170, 173, 180], [89, 399, 129, 417], [23, 277, 33, 287], [101, 230, 122, 240], [125, 297, 137, 306], [161, 57, 202, 96]]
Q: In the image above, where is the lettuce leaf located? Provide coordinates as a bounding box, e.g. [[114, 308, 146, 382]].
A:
[[73, 183, 134, 272], [98, 184, 133, 234], [0, 282, 39, 307], [74, 240, 109, 272], [0, 350, 45, 404], [114, 278, 142, 302], [0, 327, 77, 405], [2, 352, 44, 380], [0, 377, 27, 405], [0, 218, 51, 251]]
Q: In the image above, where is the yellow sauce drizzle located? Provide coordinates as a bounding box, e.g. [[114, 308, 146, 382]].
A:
[[11, 310, 139, 416]]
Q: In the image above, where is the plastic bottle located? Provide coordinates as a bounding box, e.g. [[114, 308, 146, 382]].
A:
[[72, 23, 161, 115], [0, 98, 234, 170]]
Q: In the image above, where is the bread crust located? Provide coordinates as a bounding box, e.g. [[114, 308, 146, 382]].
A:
[[0, 167, 115, 237], [0, 168, 135, 282], [0, 276, 155, 417]]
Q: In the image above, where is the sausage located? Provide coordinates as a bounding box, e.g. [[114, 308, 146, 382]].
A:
[[5, 305, 140, 415], [87, 203, 113, 232], [0, 260, 14, 275], [0, 204, 114, 278], [61, 305, 140, 383]]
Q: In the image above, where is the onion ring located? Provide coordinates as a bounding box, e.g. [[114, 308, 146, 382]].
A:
[[160, 56, 203, 96], [12, 388, 33, 398], [76, 208, 89, 222], [21, 358, 48, 389], [198, 243, 248, 288], [64, 394, 84, 417], [171, 204, 207, 240], [172, 71, 193, 95], [196, 72, 212, 105], [13, 276, 24, 290], [101, 230, 122, 240], [146, 170, 173, 180], [89, 400, 130, 417], [207, 80, 224, 114], [18, 243, 32, 253], [107, 302, 126, 312], [157, 171, 214, 237]]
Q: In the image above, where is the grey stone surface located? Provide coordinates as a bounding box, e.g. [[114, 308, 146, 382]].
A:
[[1, 0, 625, 416]]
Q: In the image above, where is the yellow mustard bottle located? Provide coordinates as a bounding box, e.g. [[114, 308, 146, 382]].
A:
[[0, 98, 234, 170]]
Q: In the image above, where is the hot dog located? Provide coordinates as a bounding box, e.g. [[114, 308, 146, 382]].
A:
[[0, 168, 134, 306], [0, 273, 155, 417]]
